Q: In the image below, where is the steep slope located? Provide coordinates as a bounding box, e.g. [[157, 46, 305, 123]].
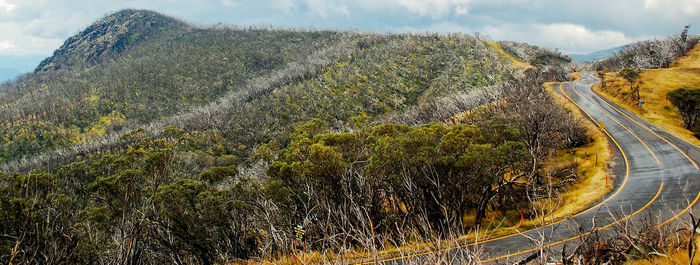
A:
[[0, 11, 533, 169]]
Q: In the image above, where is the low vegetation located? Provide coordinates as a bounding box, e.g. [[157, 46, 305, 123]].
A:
[[2, 10, 561, 172]]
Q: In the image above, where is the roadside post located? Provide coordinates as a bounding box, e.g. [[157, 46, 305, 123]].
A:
[[293, 225, 306, 260], [595, 149, 598, 166]]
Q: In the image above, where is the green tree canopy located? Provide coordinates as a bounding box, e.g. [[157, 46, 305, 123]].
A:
[[667, 88, 700, 130], [619, 68, 641, 101]]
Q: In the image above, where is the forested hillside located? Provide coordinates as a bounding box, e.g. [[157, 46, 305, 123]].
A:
[[0, 9, 346, 164], [0, 9, 580, 264]]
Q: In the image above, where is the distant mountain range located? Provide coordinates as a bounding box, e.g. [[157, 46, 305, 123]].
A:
[[0, 67, 20, 83], [569, 45, 626, 64], [0, 54, 47, 83]]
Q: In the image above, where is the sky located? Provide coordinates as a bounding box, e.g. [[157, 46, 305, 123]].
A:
[[0, 0, 698, 72]]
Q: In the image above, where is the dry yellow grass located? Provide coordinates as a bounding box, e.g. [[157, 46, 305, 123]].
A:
[[485, 41, 533, 70], [595, 43, 700, 146], [625, 249, 700, 265]]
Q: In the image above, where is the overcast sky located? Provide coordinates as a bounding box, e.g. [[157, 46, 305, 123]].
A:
[[0, 0, 698, 59]]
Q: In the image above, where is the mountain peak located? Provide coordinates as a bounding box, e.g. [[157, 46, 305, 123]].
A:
[[35, 9, 188, 72]]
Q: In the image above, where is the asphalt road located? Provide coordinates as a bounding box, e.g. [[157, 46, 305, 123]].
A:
[[360, 72, 700, 264]]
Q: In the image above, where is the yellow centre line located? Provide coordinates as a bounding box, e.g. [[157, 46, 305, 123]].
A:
[[588, 82, 699, 170], [648, 190, 700, 233], [569, 82, 661, 166], [578, 73, 700, 236], [481, 182, 664, 263], [354, 82, 631, 265]]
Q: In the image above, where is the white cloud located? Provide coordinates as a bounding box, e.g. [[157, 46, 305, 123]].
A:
[[24, 11, 88, 39], [396, 21, 472, 33], [0, 23, 64, 55], [0, 40, 14, 50], [483, 23, 633, 53], [0, 0, 16, 13], [644, 0, 700, 16], [392, 21, 633, 53], [455, 5, 469, 16], [357, 0, 470, 18], [305, 0, 349, 18], [270, 0, 297, 10], [221, 0, 240, 6], [31, 37, 63, 51], [396, 0, 470, 18]]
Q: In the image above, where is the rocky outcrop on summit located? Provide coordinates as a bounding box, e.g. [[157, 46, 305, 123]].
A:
[[35, 9, 188, 72]]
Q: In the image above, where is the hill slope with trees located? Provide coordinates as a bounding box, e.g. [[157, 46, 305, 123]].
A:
[[0, 9, 583, 264]]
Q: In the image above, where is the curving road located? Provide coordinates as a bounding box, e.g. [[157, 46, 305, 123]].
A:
[[357, 72, 700, 264]]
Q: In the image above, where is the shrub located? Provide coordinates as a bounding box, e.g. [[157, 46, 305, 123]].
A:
[[667, 88, 700, 130]]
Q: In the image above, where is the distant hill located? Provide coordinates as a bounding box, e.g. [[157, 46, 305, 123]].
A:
[[569, 45, 625, 64], [0, 54, 46, 83], [0, 68, 19, 83]]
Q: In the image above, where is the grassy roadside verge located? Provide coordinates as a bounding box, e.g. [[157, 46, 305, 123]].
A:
[[593, 43, 700, 147]]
